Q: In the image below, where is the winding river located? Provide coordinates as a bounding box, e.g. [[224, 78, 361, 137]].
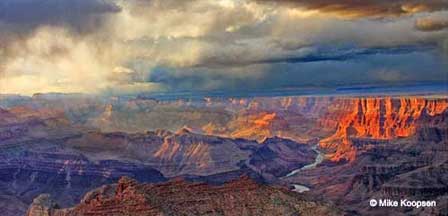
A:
[[283, 144, 324, 193]]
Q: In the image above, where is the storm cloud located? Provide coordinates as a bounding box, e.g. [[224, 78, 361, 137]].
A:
[[0, 0, 120, 35], [0, 0, 447, 95], [256, 0, 448, 18]]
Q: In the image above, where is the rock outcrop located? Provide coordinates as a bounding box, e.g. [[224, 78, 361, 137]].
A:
[[152, 128, 257, 177], [27, 194, 59, 216], [27, 176, 341, 216]]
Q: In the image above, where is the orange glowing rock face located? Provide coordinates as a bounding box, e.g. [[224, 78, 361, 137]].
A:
[[201, 123, 218, 135], [320, 97, 448, 162], [253, 113, 276, 127], [230, 112, 277, 142]]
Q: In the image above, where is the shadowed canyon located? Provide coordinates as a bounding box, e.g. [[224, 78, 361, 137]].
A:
[[0, 93, 447, 215]]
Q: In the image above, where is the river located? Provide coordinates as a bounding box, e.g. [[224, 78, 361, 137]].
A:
[[283, 144, 324, 193]]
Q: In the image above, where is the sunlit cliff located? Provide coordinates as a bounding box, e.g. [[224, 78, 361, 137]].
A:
[[320, 97, 448, 161]]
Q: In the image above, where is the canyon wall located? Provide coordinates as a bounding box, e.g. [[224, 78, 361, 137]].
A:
[[319, 97, 448, 161], [2, 94, 448, 215]]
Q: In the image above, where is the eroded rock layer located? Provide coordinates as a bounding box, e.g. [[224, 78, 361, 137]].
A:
[[27, 176, 341, 216], [319, 97, 448, 161]]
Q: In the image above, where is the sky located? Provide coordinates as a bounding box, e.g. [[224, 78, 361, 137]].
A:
[[0, 0, 447, 95]]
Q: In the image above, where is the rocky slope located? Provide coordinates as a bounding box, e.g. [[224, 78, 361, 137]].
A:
[[0, 152, 166, 214], [152, 128, 256, 177], [65, 128, 315, 178], [27, 176, 341, 216], [247, 137, 316, 179]]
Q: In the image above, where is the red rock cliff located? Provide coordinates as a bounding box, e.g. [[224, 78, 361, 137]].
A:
[[320, 97, 448, 162]]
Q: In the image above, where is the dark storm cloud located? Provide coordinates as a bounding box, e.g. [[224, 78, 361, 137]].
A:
[[195, 44, 436, 67], [1, 0, 447, 95], [145, 47, 446, 93], [0, 0, 121, 35], [260, 51, 448, 89], [256, 0, 448, 18], [254, 45, 435, 64]]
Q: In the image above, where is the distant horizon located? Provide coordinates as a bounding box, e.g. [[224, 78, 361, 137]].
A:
[[1, 83, 447, 100]]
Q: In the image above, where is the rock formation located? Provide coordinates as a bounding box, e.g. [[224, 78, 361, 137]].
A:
[[319, 97, 448, 161], [27, 176, 341, 216]]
